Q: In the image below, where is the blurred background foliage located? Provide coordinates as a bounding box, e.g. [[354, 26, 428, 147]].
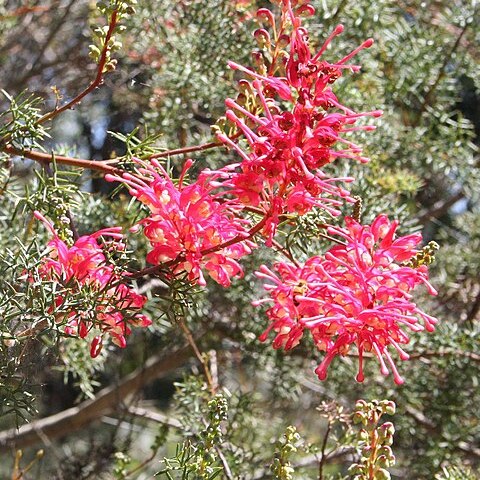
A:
[[0, 0, 478, 478]]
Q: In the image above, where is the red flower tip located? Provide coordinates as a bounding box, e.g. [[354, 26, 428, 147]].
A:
[[363, 38, 374, 48], [90, 336, 103, 358]]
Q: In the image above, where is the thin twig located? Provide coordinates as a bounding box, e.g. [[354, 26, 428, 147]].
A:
[[318, 231, 347, 246], [126, 406, 182, 429], [27, 0, 77, 82], [215, 445, 234, 480], [177, 317, 215, 395], [330, 0, 348, 24], [271, 239, 300, 267], [209, 350, 219, 393], [0, 5, 50, 20], [149, 140, 221, 159], [465, 289, 480, 324], [417, 190, 465, 224], [318, 421, 332, 479], [418, 22, 470, 116], [35, 10, 119, 125]]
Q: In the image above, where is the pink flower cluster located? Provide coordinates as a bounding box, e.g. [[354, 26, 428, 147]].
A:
[[34, 212, 151, 357], [106, 159, 255, 287], [29, 0, 439, 383], [254, 215, 438, 384], [216, 0, 381, 243]]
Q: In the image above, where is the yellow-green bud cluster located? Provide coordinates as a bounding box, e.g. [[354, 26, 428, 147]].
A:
[[270, 425, 301, 480], [405, 241, 439, 268], [349, 400, 396, 480]]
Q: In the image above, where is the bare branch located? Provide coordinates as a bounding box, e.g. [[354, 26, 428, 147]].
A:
[[3, 145, 123, 175], [0, 342, 195, 452]]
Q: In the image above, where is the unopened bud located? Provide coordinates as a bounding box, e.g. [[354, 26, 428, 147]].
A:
[[379, 422, 395, 438], [375, 468, 392, 480], [277, 34, 290, 48], [254, 28, 271, 47], [297, 4, 316, 17], [256, 8, 275, 27], [355, 399, 368, 411], [384, 401, 396, 415]]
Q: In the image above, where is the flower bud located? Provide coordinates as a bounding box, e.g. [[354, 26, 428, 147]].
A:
[[256, 8, 275, 27], [355, 399, 368, 411], [254, 29, 271, 48], [379, 422, 395, 438], [375, 468, 392, 480], [251, 51, 265, 67], [358, 428, 369, 441], [384, 401, 396, 415], [277, 34, 290, 48], [297, 4, 316, 17], [348, 463, 365, 475], [353, 411, 365, 424]]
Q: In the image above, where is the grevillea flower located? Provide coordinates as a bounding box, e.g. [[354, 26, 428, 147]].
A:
[[34, 212, 151, 357], [254, 215, 438, 384], [105, 159, 255, 287], [216, 0, 381, 243]]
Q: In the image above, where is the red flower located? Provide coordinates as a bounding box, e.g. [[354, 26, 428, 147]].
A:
[[254, 215, 438, 384], [106, 159, 255, 287], [217, 1, 380, 244], [34, 212, 151, 357]]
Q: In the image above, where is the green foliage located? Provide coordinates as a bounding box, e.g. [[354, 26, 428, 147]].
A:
[[0, 90, 49, 150], [0, 0, 478, 478], [435, 464, 479, 480], [156, 388, 229, 479], [270, 426, 302, 480]]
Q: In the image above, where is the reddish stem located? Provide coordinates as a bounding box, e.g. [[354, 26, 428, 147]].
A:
[[150, 140, 221, 159], [130, 213, 270, 280], [149, 132, 241, 160], [3, 145, 123, 175], [35, 10, 119, 126]]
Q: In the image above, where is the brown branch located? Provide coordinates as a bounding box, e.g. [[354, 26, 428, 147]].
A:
[[457, 441, 480, 459], [417, 190, 465, 224], [271, 239, 300, 267], [329, 0, 348, 24], [149, 140, 222, 159], [125, 406, 182, 429], [2, 133, 242, 177], [407, 349, 480, 363], [177, 317, 216, 395], [0, 5, 50, 20], [0, 342, 195, 453], [465, 289, 480, 323], [3, 145, 123, 175], [26, 0, 77, 82], [419, 22, 470, 116], [404, 406, 436, 431], [318, 420, 332, 479]]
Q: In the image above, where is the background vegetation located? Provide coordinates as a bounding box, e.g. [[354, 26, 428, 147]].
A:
[[0, 0, 478, 478]]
